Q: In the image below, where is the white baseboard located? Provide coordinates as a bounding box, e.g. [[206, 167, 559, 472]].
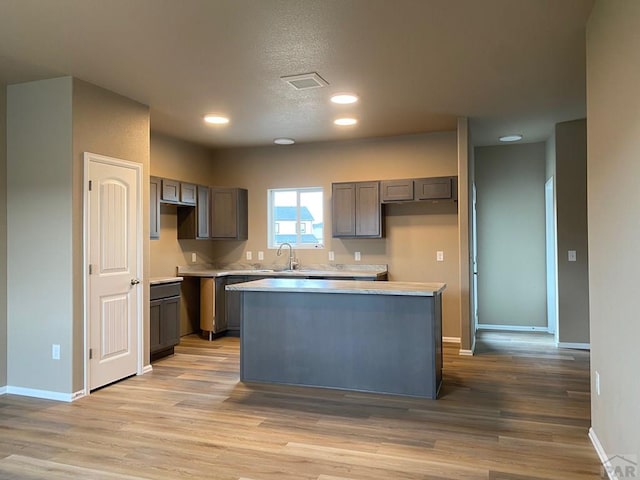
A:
[[442, 336, 460, 343], [0, 386, 7, 395], [476, 324, 549, 332], [590, 427, 615, 480], [557, 342, 590, 350], [459, 335, 476, 356], [71, 390, 86, 401], [6, 386, 78, 402], [141, 364, 153, 375]]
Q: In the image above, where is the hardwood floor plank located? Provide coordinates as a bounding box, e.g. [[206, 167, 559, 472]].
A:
[[0, 331, 601, 479]]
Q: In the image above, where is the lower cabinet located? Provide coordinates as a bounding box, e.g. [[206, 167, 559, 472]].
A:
[[221, 276, 249, 336], [150, 282, 181, 361]]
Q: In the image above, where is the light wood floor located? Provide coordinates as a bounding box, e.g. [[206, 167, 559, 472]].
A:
[[0, 332, 602, 479]]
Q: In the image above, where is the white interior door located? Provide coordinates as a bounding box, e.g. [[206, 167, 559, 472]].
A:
[[86, 153, 142, 391]]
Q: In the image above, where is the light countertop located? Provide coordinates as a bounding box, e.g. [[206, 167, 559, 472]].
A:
[[176, 263, 388, 279], [226, 278, 446, 296], [150, 276, 183, 285]]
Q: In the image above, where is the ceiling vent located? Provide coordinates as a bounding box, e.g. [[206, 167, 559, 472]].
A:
[[281, 72, 329, 90]]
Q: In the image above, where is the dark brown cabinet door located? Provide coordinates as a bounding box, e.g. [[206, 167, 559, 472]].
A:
[[332, 183, 356, 237], [150, 283, 181, 361], [332, 182, 381, 238], [355, 182, 381, 237], [177, 185, 210, 240], [150, 299, 162, 352], [415, 177, 453, 200], [225, 276, 248, 335], [196, 185, 210, 239], [180, 182, 197, 205], [211, 188, 248, 240], [381, 179, 414, 202], [161, 179, 180, 203], [161, 296, 180, 348], [150, 176, 161, 239]]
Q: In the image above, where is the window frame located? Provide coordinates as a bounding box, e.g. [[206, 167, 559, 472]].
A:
[[267, 186, 324, 249]]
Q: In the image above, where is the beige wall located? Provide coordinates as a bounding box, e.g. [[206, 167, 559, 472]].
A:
[[475, 143, 547, 328], [0, 85, 6, 387], [150, 132, 217, 334], [587, 0, 640, 461], [72, 79, 150, 390], [210, 132, 462, 337], [5, 77, 150, 396], [7, 77, 75, 393], [555, 119, 589, 345], [457, 118, 473, 351]]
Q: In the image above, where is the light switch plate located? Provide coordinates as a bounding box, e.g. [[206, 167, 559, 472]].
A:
[[355, 251, 361, 261], [191, 252, 197, 263], [52, 344, 60, 360], [436, 251, 444, 262], [246, 251, 252, 261], [328, 251, 335, 261], [568, 250, 577, 262], [258, 251, 264, 261]]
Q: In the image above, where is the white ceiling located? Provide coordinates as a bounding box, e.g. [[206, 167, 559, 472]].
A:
[[0, 0, 594, 148]]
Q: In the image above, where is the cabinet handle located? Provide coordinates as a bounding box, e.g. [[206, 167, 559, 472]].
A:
[[130, 278, 141, 286]]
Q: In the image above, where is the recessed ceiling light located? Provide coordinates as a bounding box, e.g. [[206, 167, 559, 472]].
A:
[[499, 134, 523, 142], [330, 93, 359, 104], [204, 114, 229, 125], [274, 138, 295, 145], [334, 117, 358, 126]]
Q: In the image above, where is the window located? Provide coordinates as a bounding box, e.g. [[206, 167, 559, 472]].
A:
[[268, 187, 323, 248]]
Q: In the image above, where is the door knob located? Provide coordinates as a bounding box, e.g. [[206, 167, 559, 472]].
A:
[[130, 278, 141, 285]]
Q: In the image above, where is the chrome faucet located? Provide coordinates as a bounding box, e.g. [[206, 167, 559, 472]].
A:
[[276, 242, 297, 270]]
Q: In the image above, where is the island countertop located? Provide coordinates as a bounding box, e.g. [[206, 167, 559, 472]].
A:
[[226, 278, 446, 296]]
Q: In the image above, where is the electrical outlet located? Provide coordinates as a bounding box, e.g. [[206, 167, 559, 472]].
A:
[[258, 251, 264, 261], [355, 252, 361, 261], [436, 251, 444, 262], [328, 251, 335, 261], [595, 371, 600, 396], [191, 252, 197, 263], [246, 251, 252, 261], [52, 344, 60, 360], [568, 250, 577, 262]]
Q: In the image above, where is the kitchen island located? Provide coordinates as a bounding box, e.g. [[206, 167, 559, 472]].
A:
[[227, 278, 446, 399], [177, 263, 388, 337]]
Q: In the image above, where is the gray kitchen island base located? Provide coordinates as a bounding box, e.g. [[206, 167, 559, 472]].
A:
[[232, 279, 445, 399]]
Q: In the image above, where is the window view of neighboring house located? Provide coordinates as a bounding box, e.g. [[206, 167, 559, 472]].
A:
[[274, 206, 319, 244], [268, 187, 324, 247]]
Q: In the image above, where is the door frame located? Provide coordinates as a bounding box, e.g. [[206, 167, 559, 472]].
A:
[[83, 152, 144, 395], [545, 177, 559, 341]]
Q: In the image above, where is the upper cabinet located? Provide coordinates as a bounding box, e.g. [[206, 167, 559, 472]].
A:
[[381, 179, 414, 202], [177, 186, 248, 240], [381, 176, 458, 203], [415, 176, 456, 201], [161, 179, 179, 203], [180, 182, 197, 205], [150, 176, 161, 239], [211, 187, 248, 240], [154, 175, 248, 241], [332, 181, 382, 238], [160, 178, 197, 206], [177, 185, 210, 240]]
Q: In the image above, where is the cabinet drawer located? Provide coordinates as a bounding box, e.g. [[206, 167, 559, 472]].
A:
[[150, 282, 181, 300]]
